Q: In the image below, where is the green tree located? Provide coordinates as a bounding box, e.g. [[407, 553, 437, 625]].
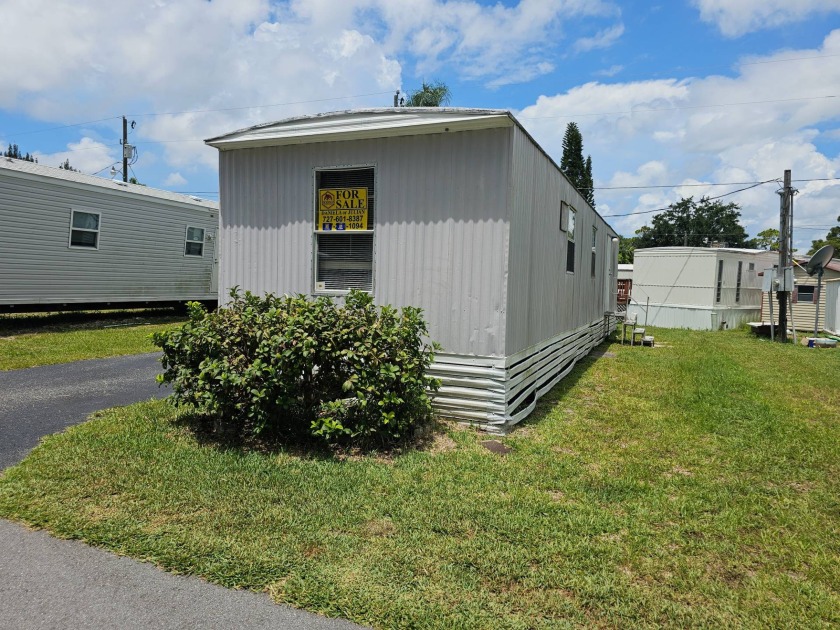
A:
[[3, 144, 36, 162], [618, 236, 638, 263], [748, 228, 780, 251], [807, 215, 840, 255], [404, 81, 451, 107], [58, 158, 77, 172], [635, 197, 749, 249], [560, 122, 595, 207]]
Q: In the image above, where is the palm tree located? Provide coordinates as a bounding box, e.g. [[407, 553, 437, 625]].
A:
[[404, 81, 452, 107]]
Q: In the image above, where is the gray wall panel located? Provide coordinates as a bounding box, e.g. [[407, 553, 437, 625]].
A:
[[506, 126, 617, 356], [219, 128, 511, 357]]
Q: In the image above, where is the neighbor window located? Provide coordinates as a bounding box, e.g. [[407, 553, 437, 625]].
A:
[[185, 226, 205, 256], [748, 262, 755, 272], [591, 226, 597, 277], [69, 210, 100, 249], [795, 285, 815, 303], [566, 207, 576, 273], [314, 167, 374, 292], [715, 259, 724, 303], [735, 261, 743, 303]]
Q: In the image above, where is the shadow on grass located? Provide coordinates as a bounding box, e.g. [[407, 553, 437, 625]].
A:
[[169, 404, 451, 463], [0, 308, 185, 336]]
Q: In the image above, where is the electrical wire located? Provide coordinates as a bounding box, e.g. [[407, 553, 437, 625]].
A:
[[601, 179, 778, 218]]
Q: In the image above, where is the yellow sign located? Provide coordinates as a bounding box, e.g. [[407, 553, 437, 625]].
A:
[[317, 188, 368, 231]]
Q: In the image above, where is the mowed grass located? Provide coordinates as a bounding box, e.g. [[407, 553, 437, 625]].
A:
[[0, 310, 186, 370], [1, 328, 838, 628]]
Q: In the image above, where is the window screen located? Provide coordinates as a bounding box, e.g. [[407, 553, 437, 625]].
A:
[[315, 167, 374, 292], [70, 210, 100, 249]]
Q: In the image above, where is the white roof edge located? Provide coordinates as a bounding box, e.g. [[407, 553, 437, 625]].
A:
[[0, 157, 219, 211], [635, 246, 770, 255], [205, 108, 514, 149]]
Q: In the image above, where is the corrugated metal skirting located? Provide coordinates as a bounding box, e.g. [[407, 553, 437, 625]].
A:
[[430, 316, 613, 433]]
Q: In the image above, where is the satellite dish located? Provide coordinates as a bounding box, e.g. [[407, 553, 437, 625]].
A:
[[806, 244, 835, 276]]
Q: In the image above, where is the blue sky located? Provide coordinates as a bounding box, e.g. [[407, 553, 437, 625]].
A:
[[1, 0, 839, 251]]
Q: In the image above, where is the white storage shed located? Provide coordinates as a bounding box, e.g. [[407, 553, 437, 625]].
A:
[[206, 108, 619, 432], [0, 157, 219, 311], [628, 247, 778, 330], [825, 278, 840, 335]]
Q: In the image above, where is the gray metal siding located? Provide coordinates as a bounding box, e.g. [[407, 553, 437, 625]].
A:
[[505, 125, 617, 356], [219, 128, 511, 357], [0, 171, 217, 305]]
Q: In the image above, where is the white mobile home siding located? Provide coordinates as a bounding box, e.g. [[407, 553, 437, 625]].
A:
[[629, 248, 776, 330], [0, 160, 218, 307], [825, 279, 840, 334], [220, 128, 511, 357]]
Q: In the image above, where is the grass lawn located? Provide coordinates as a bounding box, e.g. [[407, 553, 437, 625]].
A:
[[0, 310, 186, 370], [1, 328, 838, 628]]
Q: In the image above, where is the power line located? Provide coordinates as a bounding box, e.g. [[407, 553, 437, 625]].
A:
[[602, 179, 778, 218], [519, 94, 837, 120], [3, 91, 395, 139]]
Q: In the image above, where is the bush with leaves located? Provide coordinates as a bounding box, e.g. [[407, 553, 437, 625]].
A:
[[152, 289, 440, 445]]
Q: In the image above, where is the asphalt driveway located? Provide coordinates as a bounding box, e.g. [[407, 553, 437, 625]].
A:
[[0, 353, 365, 630]]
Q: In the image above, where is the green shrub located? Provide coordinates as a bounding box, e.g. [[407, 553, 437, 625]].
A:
[[152, 289, 440, 445]]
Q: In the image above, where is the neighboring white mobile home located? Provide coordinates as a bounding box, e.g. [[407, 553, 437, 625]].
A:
[[628, 247, 778, 330], [825, 278, 840, 335], [206, 108, 619, 432], [0, 157, 219, 310]]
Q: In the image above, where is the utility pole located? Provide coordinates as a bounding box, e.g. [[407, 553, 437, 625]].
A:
[[122, 116, 128, 183], [777, 170, 792, 342]]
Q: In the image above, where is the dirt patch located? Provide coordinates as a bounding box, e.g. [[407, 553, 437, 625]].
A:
[[360, 518, 396, 538]]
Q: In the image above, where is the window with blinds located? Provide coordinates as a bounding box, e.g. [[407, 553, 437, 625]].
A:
[[314, 167, 374, 293]]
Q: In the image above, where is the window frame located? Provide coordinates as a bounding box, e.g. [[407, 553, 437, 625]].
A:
[[566, 206, 576, 274], [715, 259, 724, 303], [796, 285, 815, 303], [184, 226, 206, 257], [312, 164, 376, 295], [735, 260, 743, 303], [68, 209, 101, 250], [591, 226, 597, 277]]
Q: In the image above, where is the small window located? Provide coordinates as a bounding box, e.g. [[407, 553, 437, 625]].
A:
[[566, 207, 576, 273], [69, 210, 100, 249], [748, 262, 755, 272], [185, 226, 205, 256], [715, 259, 724, 303], [796, 285, 815, 303], [591, 226, 597, 277], [735, 261, 743, 303]]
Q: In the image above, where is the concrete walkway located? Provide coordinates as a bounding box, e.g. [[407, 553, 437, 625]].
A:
[[0, 354, 365, 630]]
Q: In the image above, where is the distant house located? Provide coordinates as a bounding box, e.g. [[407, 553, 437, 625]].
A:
[[206, 108, 619, 432], [759, 257, 840, 333], [0, 157, 219, 311], [617, 264, 632, 307], [628, 247, 777, 330]]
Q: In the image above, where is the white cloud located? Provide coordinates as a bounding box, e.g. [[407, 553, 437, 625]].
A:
[[693, 0, 840, 37], [596, 64, 624, 77], [517, 30, 840, 251], [164, 172, 188, 187], [573, 23, 624, 54], [32, 137, 117, 175]]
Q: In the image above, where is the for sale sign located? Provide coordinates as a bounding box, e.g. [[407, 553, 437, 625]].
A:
[[317, 188, 368, 231]]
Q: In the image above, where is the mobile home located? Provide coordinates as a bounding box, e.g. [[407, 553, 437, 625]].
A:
[[628, 247, 778, 330], [0, 157, 219, 311], [206, 108, 619, 432]]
